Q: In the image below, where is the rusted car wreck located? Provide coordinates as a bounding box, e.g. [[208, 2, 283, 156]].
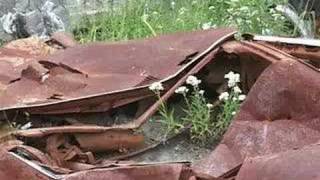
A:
[[0, 28, 320, 180]]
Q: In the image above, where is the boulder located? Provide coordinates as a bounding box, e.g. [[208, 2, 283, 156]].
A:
[[0, 0, 70, 41]]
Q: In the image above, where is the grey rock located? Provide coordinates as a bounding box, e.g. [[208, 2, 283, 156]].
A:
[[0, 0, 70, 41]]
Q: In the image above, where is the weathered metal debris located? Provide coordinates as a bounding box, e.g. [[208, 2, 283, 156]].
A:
[[193, 42, 320, 177], [0, 28, 236, 114], [1, 28, 320, 179], [237, 143, 320, 180]]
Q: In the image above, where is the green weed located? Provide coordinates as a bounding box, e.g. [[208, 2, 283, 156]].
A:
[[73, 0, 291, 43]]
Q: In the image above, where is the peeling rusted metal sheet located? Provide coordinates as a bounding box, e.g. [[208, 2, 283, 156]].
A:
[[0, 149, 194, 180], [244, 34, 320, 63], [193, 43, 320, 177], [0, 37, 56, 86], [249, 35, 320, 47], [50, 32, 79, 48], [64, 163, 193, 180], [237, 143, 320, 180], [0, 28, 236, 115], [0, 150, 51, 180], [3, 29, 320, 180]]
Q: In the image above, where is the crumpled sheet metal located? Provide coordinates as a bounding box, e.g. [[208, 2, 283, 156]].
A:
[[194, 46, 320, 177], [0, 28, 236, 114], [64, 163, 192, 180], [0, 149, 193, 180], [237, 143, 320, 180], [0, 150, 49, 180], [0, 37, 55, 86]]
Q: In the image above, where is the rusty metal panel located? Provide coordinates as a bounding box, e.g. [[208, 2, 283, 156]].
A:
[[63, 163, 192, 180], [0, 28, 236, 115], [194, 55, 320, 177], [0, 151, 50, 180], [237, 143, 320, 180], [2, 28, 320, 180]]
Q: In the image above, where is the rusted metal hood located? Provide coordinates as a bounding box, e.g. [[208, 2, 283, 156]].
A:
[[0, 28, 236, 114]]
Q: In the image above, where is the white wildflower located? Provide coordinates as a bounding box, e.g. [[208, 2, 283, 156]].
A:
[[171, 1, 176, 9], [186, 75, 201, 87], [175, 86, 189, 94], [202, 22, 212, 30], [219, 92, 229, 101], [233, 86, 242, 94], [20, 122, 32, 130], [149, 82, 164, 91], [232, 97, 237, 101], [238, 94, 246, 101], [199, 90, 205, 95], [231, 111, 236, 115], [224, 71, 240, 88], [206, 103, 214, 109]]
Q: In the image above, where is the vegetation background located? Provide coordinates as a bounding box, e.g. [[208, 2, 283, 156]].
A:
[[72, 0, 291, 43]]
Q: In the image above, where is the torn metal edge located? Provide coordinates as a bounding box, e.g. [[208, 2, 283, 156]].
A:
[[248, 34, 320, 47], [9, 152, 62, 180]]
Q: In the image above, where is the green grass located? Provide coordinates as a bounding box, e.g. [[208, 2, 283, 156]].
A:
[[0, 40, 4, 47], [73, 0, 291, 43]]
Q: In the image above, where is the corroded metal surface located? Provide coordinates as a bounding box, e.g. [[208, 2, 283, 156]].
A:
[[237, 143, 320, 180], [0, 150, 50, 180], [64, 163, 192, 180], [2, 29, 320, 179], [194, 46, 320, 177], [0, 28, 236, 114], [74, 130, 144, 152]]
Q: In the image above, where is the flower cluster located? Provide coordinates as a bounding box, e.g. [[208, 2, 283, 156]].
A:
[[219, 71, 246, 102], [175, 75, 214, 140], [175, 86, 189, 94], [224, 71, 240, 88], [219, 92, 229, 101], [149, 82, 164, 92], [148, 72, 247, 142], [214, 71, 247, 138], [186, 75, 201, 87]]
